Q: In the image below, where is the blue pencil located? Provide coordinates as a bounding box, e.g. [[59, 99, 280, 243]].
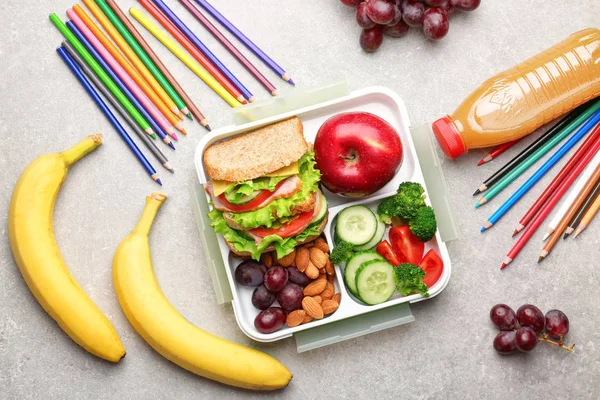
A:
[[151, 0, 254, 102], [58, 46, 162, 185], [66, 20, 175, 150], [481, 110, 600, 232]]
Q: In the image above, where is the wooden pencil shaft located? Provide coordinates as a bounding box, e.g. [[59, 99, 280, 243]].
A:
[[567, 180, 600, 230], [579, 190, 600, 229]]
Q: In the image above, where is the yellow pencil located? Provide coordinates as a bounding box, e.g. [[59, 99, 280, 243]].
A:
[[129, 7, 241, 108]]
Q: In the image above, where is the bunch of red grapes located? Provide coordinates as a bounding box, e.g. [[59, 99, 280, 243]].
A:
[[490, 304, 575, 355], [340, 0, 480, 52]]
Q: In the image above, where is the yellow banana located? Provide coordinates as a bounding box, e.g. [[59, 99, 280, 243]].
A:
[[113, 193, 293, 390], [8, 135, 125, 363]]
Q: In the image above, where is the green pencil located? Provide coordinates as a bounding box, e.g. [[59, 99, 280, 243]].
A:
[[96, 0, 189, 119], [477, 98, 600, 206], [49, 13, 154, 135]]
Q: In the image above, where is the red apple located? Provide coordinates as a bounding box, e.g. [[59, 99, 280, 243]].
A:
[[314, 112, 403, 197]]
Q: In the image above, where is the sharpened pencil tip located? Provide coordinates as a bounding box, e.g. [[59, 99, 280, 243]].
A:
[[150, 133, 157, 140], [480, 226, 486, 233], [185, 113, 193, 121], [475, 202, 481, 208], [169, 142, 176, 150], [477, 159, 485, 166], [473, 189, 481, 196], [205, 124, 212, 132], [288, 78, 295, 86], [500, 263, 506, 270], [537, 256, 544, 264], [542, 233, 549, 241], [157, 178, 163, 186], [512, 229, 518, 237], [563, 233, 570, 240]]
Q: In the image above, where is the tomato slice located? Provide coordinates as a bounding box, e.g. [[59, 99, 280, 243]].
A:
[[389, 226, 424, 265], [250, 210, 315, 239], [376, 240, 405, 266], [418, 249, 443, 287], [217, 180, 286, 213]]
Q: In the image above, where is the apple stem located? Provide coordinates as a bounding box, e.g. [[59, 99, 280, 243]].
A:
[[538, 333, 575, 352]]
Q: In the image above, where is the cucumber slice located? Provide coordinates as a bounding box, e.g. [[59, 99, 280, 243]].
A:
[[354, 218, 386, 251], [224, 189, 261, 205], [355, 260, 396, 305], [312, 194, 328, 224], [344, 251, 384, 297], [335, 205, 377, 246]]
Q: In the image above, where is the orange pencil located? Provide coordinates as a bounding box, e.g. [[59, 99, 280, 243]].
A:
[[573, 183, 600, 238], [82, 0, 187, 134]]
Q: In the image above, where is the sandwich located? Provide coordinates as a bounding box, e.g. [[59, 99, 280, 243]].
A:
[[204, 117, 328, 261]]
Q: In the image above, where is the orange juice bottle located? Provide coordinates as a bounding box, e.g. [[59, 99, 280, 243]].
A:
[[432, 28, 600, 159]]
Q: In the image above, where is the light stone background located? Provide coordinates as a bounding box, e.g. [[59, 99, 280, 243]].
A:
[[1, 1, 600, 399]]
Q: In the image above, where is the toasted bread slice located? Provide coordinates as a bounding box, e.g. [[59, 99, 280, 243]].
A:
[[222, 191, 317, 231], [225, 214, 329, 257], [204, 117, 308, 182]]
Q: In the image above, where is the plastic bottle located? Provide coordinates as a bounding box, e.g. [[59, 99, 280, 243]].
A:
[[432, 28, 600, 159]]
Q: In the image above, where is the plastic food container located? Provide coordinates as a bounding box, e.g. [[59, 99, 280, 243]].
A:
[[191, 82, 458, 352]]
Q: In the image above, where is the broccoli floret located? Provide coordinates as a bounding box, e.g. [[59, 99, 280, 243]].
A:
[[330, 240, 354, 264], [394, 263, 429, 297], [377, 197, 398, 224], [409, 206, 437, 242], [395, 182, 426, 221]]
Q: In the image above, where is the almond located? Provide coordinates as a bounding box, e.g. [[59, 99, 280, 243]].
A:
[[261, 252, 273, 268], [302, 314, 313, 324], [305, 262, 320, 279], [312, 295, 322, 305], [326, 258, 335, 276], [296, 247, 309, 272], [286, 310, 306, 327], [327, 281, 335, 294], [309, 247, 327, 269], [302, 297, 324, 319], [319, 267, 326, 275], [277, 250, 296, 267], [303, 279, 327, 296], [320, 288, 333, 300], [327, 274, 335, 283], [303, 242, 314, 248], [314, 238, 330, 253], [333, 293, 341, 304], [322, 299, 339, 315]]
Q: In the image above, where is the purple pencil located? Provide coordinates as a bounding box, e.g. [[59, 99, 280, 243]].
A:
[[193, 0, 294, 85]]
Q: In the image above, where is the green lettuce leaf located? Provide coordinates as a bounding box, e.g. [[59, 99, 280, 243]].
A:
[[227, 152, 321, 229], [208, 208, 323, 260], [224, 175, 289, 204]]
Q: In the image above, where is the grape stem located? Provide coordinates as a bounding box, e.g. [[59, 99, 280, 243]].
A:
[[538, 333, 575, 352]]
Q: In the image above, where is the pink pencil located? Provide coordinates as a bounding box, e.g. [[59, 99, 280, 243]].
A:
[[67, 9, 178, 141]]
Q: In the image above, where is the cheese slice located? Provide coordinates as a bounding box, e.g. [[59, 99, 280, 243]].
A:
[[211, 161, 300, 197]]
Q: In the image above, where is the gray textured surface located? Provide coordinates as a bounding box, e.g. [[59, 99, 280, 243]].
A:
[[1, 1, 600, 398]]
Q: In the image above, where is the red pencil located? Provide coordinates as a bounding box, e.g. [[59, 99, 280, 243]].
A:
[[478, 140, 520, 166], [138, 0, 246, 104], [177, 0, 279, 97], [501, 125, 600, 270], [512, 124, 600, 236]]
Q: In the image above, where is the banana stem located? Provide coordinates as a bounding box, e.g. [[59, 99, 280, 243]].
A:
[[61, 134, 103, 166], [133, 193, 167, 236]]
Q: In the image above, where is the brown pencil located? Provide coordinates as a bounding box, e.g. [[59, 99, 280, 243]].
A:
[[106, 0, 210, 131], [573, 186, 600, 238], [563, 180, 600, 238], [539, 163, 600, 262]]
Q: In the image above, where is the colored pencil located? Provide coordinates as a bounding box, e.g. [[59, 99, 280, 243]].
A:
[[193, 0, 294, 85], [57, 47, 161, 185], [50, 14, 155, 136], [105, 0, 210, 130], [538, 161, 600, 263], [477, 140, 519, 166], [82, 0, 187, 134], [501, 129, 600, 270], [63, 41, 173, 172], [151, 0, 254, 102], [542, 154, 600, 240], [74, 4, 180, 138], [476, 100, 600, 206], [67, 14, 177, 143], [564, 180, 600, 238], [573, 185, 600, 238], [137, 0, 245, 104], [512, 121, 600, 236], [473, 103, 590, 196], [178, 0, 278, 96], [129, 7, 241, 108], [480, 115, 600, 230]]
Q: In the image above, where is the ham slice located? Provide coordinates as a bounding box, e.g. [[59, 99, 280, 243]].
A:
[[205, 176, 302, 213]]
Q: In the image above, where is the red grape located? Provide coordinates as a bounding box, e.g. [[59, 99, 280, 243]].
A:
[[402, 0, 425, 26], [490, 304, 516, 331], [360, 26, 384, 52], [356, 2, 376, 29], [493, 330, 516, 355], [422, 8, 449, 40], [515, 327, 538, 352], [383, 19, 410, 38], [450, 0, 480, 11], [438, 0, 455, 15], [287, 266, 312, 286], [545, 309, 569, 339], [366, 0, 395, 25], [516, 304, 545, 333], [277, 283, 304, 312], [424, 0, 445, 6], [340, 0, 362, 7], [264, 266, 288, 292], [251, 285, 276, 310], [388, 1, 403, 25], [234, 260, 266, 287], [254, 307, 286, 334]]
